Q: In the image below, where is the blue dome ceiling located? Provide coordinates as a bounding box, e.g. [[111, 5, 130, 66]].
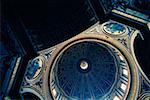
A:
[[52, 41, 117, 99]]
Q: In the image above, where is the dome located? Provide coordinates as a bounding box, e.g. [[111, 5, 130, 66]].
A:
[[49, 41, 120, 99]]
